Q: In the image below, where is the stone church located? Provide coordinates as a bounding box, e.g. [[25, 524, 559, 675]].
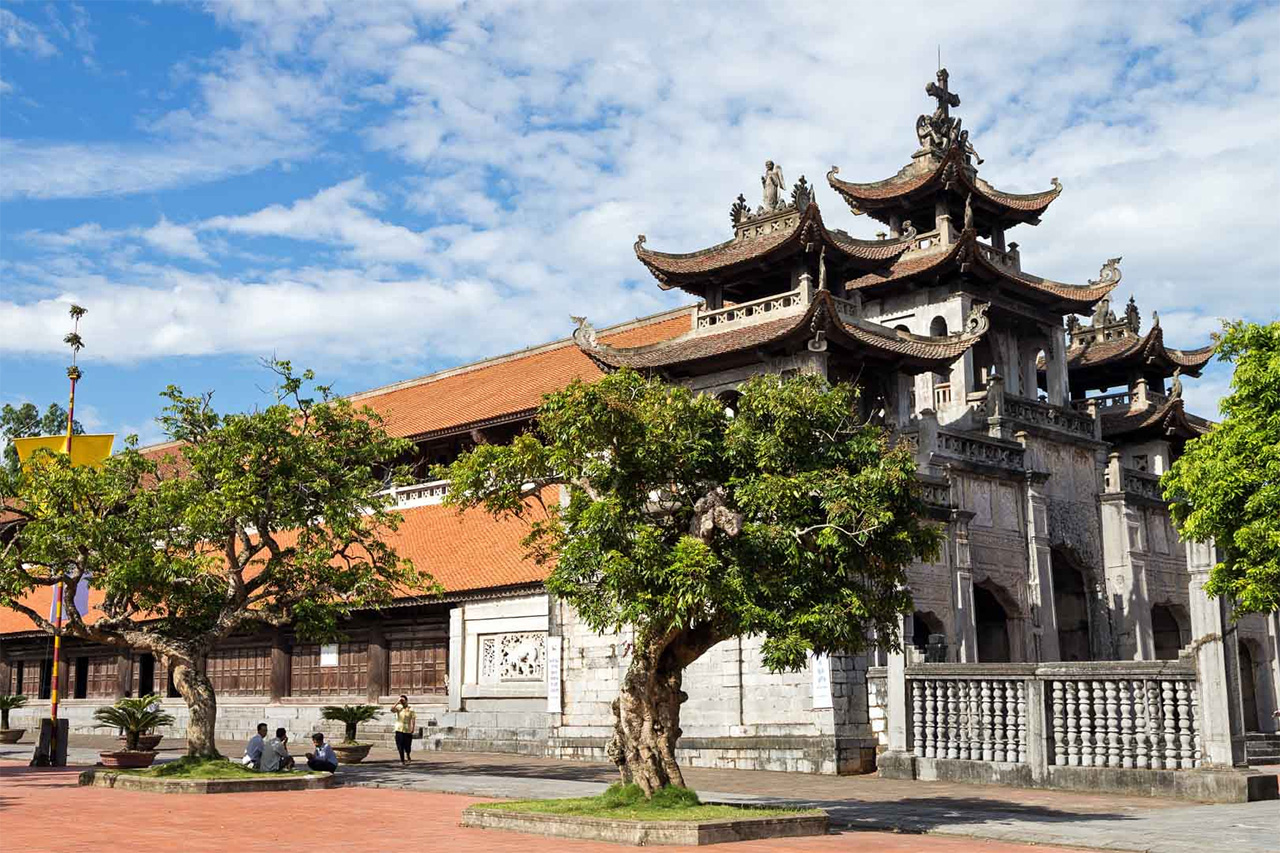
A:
[[4, 70, 1277, 773]]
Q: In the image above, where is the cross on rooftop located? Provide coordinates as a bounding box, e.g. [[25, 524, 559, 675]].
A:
[[926, 68, 960, 121]]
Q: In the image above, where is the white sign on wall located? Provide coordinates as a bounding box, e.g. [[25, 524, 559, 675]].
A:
[[546, 635, 563, 713], [810, 652, 833, 710], [320, 644, 339, 667]]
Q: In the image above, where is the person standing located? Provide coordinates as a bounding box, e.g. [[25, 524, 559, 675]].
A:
[[391, 695, 416, 765]]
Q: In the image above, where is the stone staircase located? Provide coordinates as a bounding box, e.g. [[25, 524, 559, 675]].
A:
[[1245, 732, 1280, 766]]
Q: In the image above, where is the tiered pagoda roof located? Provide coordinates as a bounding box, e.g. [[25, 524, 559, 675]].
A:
[[635, 175, 907, 300], [843, 228, 1118, 314], [572, 290, 990, 377], [1067, 296, 1215, 395], [827, 68, 1062, 239], [1099, 394, 1212, 445]]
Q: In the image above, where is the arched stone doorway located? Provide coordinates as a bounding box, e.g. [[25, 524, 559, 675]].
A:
[[974, 586, 1011, 663], [911, 611, 947, 662], [1052, 554, 1091, 661], [1151, 604, 1186, 661], [1239, 640, 1261, 732]]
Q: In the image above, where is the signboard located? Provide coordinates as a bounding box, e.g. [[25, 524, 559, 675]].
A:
[[546, 635, 563, 713], [810, 652, 833, 710], [320, 644, 339, 668]]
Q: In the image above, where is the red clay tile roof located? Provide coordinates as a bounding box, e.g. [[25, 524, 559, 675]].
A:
[[634, 201, 908, 286], [0, 496, 554, 634], [1069, 324, 1215, 376], [347, 309, 693, 440]]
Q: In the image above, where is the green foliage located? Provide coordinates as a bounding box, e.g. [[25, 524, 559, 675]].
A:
[[601, 783, 700, 809], [0, 402, 84, 475], [0, 694, 27, 729], [124, 755, 305, 779], [1164, 320, 1280, 615], [94, 694, 176, 751], [320, 703, 381, 743], [0, 360, 434, 648], [441, 369, 938, 673]]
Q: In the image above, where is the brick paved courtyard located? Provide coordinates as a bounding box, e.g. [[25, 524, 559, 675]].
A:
[[1, 761, 1085, 853]]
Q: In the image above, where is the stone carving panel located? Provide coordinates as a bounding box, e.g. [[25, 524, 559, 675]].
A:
[[967, 478, 993, 528], [994, 484, 1020, 531], [480, 632, 546, 683]]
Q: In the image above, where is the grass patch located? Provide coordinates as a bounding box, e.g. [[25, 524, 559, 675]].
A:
[[117, 756, 309, 779], [476, 783, 820, 822]]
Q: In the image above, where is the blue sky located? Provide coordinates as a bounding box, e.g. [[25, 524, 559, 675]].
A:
[[2, 0, 1278, 446]]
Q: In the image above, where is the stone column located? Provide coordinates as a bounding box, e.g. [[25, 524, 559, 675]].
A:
[[367, 625, 388, 703], [987, 373, 1010, 439], [1186, 539, 1247, 766], [269, 632, 290, 703], [1024, 469, 1060, 662], [447, 606, 464, 712], [1045, 325, 1068, 406], [936, 198, 955, 245], [885, 611, 913, 755], [916, 408, 939, 474], [953, 512, 979, 663]]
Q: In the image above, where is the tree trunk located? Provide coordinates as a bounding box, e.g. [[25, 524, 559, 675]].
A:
[[172, 659, 220, 758], [609, 646, 689, 796]]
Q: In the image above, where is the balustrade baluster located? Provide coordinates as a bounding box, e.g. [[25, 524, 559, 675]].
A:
[[980, 680, 994, 761], [1132, 680, 1148, 769], [1176, 681, 1193, 769], [1066, 681, 1080, 766], [1051, 680, 1065, 766], [946, 681, 959, 760], [957, 680, 972, 760], [992, 680, 1006, 762], [1147, 680, 1164, 770], [924, 679, 937, 758], [1117, 681, 1134, 768], [912, 680, 925, 758], [1077, 681, 1093, 766], [1190, 684, 1201, 767], [1161, 681, 1177, 769], [1015, 681, 1027, 763], [1092, 680, 1107, 767], [1105, 680, 1120, 767]]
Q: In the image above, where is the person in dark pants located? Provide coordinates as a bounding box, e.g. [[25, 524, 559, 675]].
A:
[[391, 695, 416, 765], [305, 733, 338, 773]]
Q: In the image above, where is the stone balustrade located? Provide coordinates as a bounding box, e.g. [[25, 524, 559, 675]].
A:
[[1001, 394, 1095, 438], [935, 428, 1026, 471], [387, 479, 450, 507], [904, 662, 1200, 772], [976, 241, 1019, 271], [1072, 389, 1168, 414], [902, 228, 943, 253], [696, 288, 804, 330]]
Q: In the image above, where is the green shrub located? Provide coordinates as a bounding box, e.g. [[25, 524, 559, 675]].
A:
[[93, 694, 175, 751], [319, 704, 381, 743], [0, 694, 28, 730]]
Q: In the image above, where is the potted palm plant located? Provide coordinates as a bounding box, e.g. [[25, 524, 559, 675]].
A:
[[320, 704, 381, 764], [0, 694, 28, 744], [94, 694, 175, 768]]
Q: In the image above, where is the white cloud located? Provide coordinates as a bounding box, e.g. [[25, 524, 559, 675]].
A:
[[3, 0, 1278, 423], [1, 8, 58, 58]]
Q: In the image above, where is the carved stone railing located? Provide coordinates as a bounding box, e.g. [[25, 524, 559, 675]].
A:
[[918, 474, 952, 509], [976, 241, 1019, 271], [1001, 394, 1095, 439], [935, 429, 1025, 471], [1046, 669, 1199, 770], [904, 662, 1201, 771], [1072, 389, 1168, 414], [902, 228, 943, 253], [696, 288, 804, 330], [386, 479, 450, 507], [1121, 467, 1163, 501]]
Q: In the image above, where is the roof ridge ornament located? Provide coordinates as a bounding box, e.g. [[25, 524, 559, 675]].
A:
[[916, 67, 981, 166], [570, 315, 599, 350], [762, 159, 787, 211], [965, 301, 990, 336], [791, 175, 812, 212], [730, 194, 750, 226], [1088, 256, 1123, 288]]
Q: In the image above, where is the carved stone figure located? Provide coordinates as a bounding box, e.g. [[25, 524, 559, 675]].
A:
[[1170, 368, 1183, 400], [791, 175, 812, 212], [570, 315, 599, 349], [966, 301, 990, 335], [917, 67, 962, 152], [1089, 257, 1123, 288], [1091, 296, 1115, 327], [963, 192, 974, 231], [730, 193, 750, 225], [762, 160, 786, 210], [901, 220, 918, 240]]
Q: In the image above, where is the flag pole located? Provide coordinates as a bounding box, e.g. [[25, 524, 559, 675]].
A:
[[49, 304, 86, 763]]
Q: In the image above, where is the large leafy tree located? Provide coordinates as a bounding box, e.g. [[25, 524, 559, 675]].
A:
[[1164, 320, 1280, 615], [441, 369, 939, 796], [1, 402, 84, 475], [0, 362, 431, 757]]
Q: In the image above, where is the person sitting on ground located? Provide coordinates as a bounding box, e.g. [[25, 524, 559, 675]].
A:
[[238, 722, 268, 768], [305, 733, 339, 773], [260, 727, 295, 772], [391, 695, 417, 765]]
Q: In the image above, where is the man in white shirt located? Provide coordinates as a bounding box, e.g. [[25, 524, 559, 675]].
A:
[[305, 733, 339, 773], [241, 723, 268, 768], [260, 728, 295, 772]]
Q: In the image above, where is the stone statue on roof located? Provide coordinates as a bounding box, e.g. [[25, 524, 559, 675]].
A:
[[918, 68, 961, 153], [762, 160, 786, 211], [1124, 296, 1141, 332]]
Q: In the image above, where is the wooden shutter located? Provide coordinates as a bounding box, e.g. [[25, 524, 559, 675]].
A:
[[207, 646, 272, 696], [388, 636, 447, 694], [289, 641, 368, 697], [83, 656, 118, 698]]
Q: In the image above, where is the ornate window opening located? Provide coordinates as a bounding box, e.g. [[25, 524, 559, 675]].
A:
[[479, 632, 546, 683]]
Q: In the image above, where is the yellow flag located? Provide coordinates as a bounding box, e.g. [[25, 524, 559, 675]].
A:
[[13, 434, 115, 469]]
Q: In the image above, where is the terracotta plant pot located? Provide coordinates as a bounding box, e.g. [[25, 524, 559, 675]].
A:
[[99, 750, 158, 769], [331, 742, 372, 764], [122, 734, 164, 751], [0, 729, 25, 744]]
